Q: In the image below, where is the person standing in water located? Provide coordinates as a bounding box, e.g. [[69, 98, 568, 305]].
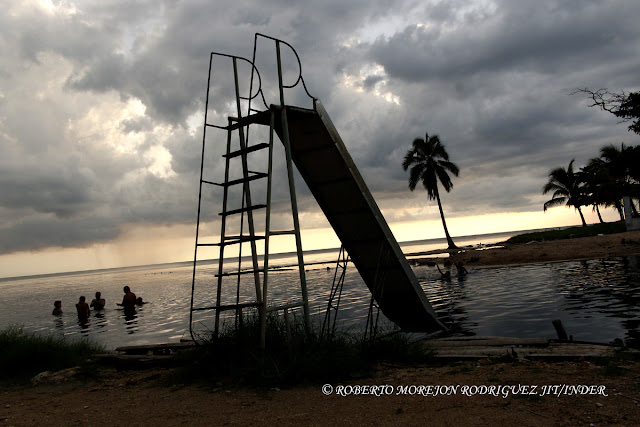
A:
[[76, 296, 90, 322], [52, 300, 62, 315], [90, 292, 106, 310], [118, 286, 137, 316]]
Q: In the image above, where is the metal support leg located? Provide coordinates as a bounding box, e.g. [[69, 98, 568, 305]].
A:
[[321, 245, 349, 340], [280, 106, 311, 334], [260, 110, 275, 349], [364, 243, 388, 342]]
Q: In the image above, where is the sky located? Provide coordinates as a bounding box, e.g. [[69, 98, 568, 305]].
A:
[[1, 0, 639, 278]]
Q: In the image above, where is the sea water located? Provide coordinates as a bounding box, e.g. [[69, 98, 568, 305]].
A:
[[1, 232, 639, 350]]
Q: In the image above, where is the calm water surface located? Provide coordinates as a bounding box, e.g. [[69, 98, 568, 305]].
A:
[[417, 256, 640, 345], [1, 243, 639, 350]]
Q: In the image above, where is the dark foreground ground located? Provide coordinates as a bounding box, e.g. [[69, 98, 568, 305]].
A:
[[2, 357, 640, 426]]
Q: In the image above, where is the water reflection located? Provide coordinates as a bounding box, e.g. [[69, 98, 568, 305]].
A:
[[122, 309, 138, 334], [78, 317, 90, 333], [4, 254, 640, 350], [53, 316, 64, 331], [419, 271, 476, 336], [549, 256, 640, 346], [94, 311, 107, 331], [417, 256, 640, 346]]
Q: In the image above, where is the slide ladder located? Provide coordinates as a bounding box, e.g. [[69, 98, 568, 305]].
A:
[[190, 35, 446, 346]]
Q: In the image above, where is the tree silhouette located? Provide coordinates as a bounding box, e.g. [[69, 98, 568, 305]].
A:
[[543, 159, 588, 226], [581, 158, 624, 221], [402, 132, 460, 249], [572, 88, 640, 135]]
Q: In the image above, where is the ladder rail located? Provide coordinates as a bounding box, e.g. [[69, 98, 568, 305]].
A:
[[191, 34, 323, 346], [214, 119, 235, 337], [232, 57, 264, 308], [189, 52, 215, 343]]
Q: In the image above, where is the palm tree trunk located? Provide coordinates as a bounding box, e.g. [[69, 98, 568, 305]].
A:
[[434, 188, 457, 249], [577, 206, 587, 227], [595, 205, 603, 223], [615, 200, 625, 220]]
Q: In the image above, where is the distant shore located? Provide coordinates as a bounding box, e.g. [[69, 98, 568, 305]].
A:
[[413, 229, 640, 267]]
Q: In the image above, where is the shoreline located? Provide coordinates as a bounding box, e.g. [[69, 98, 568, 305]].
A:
[[413, 229, 640, 268]]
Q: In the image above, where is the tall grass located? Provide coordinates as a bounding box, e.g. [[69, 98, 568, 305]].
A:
[[174, 313, 430, 387], [0, 326, 105, 381]]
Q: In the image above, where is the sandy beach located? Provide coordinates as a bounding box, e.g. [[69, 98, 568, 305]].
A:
[[417, 229, 640, 268], [3, 230, 640, 425]]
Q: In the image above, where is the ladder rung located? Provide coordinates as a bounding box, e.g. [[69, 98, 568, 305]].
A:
[[202, 173, 268, 187], [226, 112, 272, 130], [224, 234, 264, 240], [197, 235, 265, 248], [219, 204, 267, 217], [269, 230, 296, 236], [266, 301, 306, 313], [215, 269, 265, 278], [192, 302, 263, 312], [223, 235, 266, 246], [223, 143, 270, 159]]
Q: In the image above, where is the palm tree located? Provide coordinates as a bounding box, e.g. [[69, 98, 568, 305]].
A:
[[402, 132, 460, 249], [600, 143, 640, 216], [581, 158, 625, 221], [542, 159, 588, 226]]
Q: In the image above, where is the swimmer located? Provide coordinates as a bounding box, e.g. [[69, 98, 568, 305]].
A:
[[90, 291, 106, 310], [136, 296, 146, 306], [76, 296, 90, 321], [118, 286, 137, 315], [52, 300, 62, 315], [436, 264, 451, 279], [455, 260, 468, 277]]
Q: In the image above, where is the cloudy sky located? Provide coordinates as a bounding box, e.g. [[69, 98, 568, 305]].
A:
[[1, 0, 639, 277]]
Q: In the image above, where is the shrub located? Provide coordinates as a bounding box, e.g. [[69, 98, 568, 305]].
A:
[[0, 326, 104, 381], [173, 314, 430, 387]]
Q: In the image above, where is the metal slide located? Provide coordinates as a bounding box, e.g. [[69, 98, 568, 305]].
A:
[[248, 101, 447, 333]]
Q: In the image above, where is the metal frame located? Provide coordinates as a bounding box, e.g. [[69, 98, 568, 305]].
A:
[[190, 35, 315, 349], [364, 242, 389, 342], [321, 245, 350, 340]]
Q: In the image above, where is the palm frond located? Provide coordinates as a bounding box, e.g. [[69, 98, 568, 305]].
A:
[[544, 197, 566, 211], [408, 164, 422, 191]]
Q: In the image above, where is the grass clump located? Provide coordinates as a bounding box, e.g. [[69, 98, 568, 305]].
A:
[[0, 325, 105, 382], [506, 221, 626, 244], [173, 314, 430, 387]]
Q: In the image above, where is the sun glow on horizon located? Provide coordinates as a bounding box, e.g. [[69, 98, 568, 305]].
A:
[[0, 206, 622, 279]]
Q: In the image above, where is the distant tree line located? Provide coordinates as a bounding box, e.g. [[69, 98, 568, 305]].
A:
[[401, 88, 640, 240], [544, 88, 640, 226], [543, 143, 640, 226]]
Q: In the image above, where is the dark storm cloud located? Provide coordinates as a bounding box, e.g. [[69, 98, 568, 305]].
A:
[[0, 214, 121, 253], [348, 0, 640, 216], [1, 0, 639, 257], [368, 1, 639, 83]]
